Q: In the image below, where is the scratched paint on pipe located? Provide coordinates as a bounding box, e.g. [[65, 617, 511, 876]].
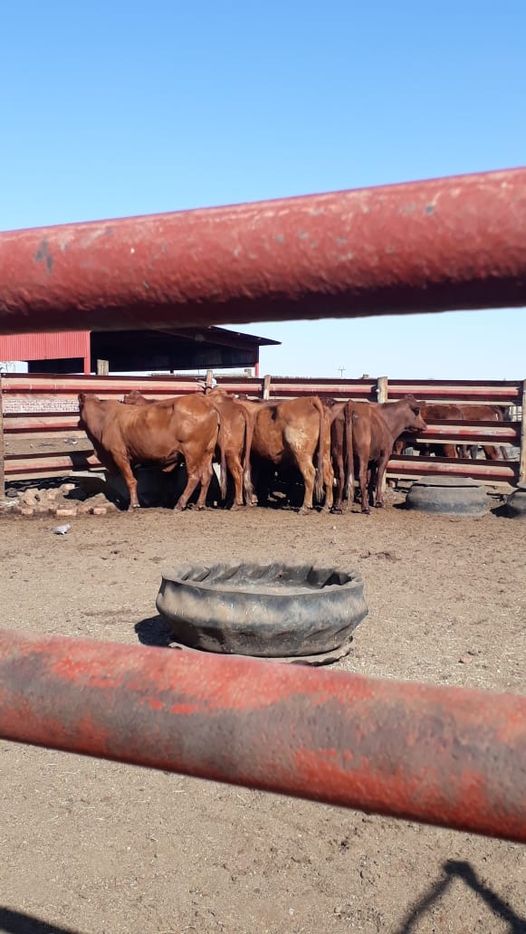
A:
[[0, 168, 525, 334], [0, 630, 525, 843]]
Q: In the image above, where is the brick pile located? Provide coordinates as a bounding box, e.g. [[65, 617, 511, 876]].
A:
[[1, 482, 118, 518]]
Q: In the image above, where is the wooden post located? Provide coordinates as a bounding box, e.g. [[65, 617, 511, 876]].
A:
[[262, 374, 271, 400], [519, 379, 526, 485], [96, 359, 109, 376], [376, 377, 389, 492], [376, 376, 389, 404], [205, 369, 214, 389], [0, 377, 5, 501]]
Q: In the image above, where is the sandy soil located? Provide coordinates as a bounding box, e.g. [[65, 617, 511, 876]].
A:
[[0, 497, 525, 934]]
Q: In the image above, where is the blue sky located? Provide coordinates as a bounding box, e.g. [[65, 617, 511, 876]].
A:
[[1, 1, 525, 378]]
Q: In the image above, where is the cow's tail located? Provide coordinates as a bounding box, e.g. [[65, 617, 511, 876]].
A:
[[313, 397, 326, 504], [241, 405, 255, 504], [344, 402, 355, 503], [207, 400, 227, 500], [217, 414, 228, 501]]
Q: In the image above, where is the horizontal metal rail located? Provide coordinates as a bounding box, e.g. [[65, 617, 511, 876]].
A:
[[0, 374, 522, 483], [0, 630, 524, 843], [1, 168, 526, 334], [388, 455, 519, 482]]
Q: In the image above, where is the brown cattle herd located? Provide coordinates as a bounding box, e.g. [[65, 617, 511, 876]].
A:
[[77, 390, 508, 514]]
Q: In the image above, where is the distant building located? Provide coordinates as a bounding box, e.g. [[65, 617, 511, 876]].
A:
[[0, 326, 279, 375]]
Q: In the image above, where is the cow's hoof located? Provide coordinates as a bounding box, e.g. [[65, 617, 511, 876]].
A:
[[131, 504, 141, 510], [374, 501, 385, 509], [361, 508, 371, 516], [331, 506, 343, 515]]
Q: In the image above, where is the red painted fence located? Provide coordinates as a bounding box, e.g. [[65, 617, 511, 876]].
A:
[[1, 629, 525, 844], [1, 168, 526, 334], [0, 372, 523, 487]]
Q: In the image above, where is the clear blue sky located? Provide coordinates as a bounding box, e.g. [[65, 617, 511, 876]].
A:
[[1, 1, 525, 378]]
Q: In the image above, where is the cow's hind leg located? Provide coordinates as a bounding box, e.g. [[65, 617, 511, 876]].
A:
[[321, 452, 334, 512], [227, 453, 244, 509], [374, 453, 390, 507], [175, 454, 204, 511], [358, 457, 370, 514], [195, 455, 215, 510], [111, 451, 139, 509], [293, 451, 316, 513]]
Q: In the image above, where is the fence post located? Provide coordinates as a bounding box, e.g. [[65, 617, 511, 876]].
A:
[[96, 359, 109, 376], [262, 375, 271, 400], [0, 377, 5, 501], [519, 379, 526, 485], [205, 369, 214, 389], [376, 377, 389, 492], [376, 376, 389, 404]]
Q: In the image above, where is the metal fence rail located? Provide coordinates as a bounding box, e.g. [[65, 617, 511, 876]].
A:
[[0, 629, 525, 844], [1, 168, 525, 334]]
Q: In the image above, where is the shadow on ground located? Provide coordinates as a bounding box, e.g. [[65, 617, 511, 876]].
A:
[[397, 859, 526, 933]]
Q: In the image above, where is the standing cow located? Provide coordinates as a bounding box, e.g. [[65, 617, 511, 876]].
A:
[[123, 389, 255, 509], [335, 396, 427, 513], [250, 396, 334, 512], [78, 392, 219, 510]]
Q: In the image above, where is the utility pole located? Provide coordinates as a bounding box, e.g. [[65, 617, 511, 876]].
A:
[[337, 366, 346, 379]]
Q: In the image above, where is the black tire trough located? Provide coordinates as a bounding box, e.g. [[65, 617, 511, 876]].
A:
[[156, 563, 368, 665], [405, 476, 490, 517]]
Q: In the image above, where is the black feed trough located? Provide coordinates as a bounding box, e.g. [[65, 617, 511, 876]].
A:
[[405, 475, 490, 517], [156, 563, 368, 665]]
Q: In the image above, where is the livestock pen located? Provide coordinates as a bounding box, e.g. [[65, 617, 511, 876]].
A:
[[0, 168, 526, 933], [0, 372, 524, 489]]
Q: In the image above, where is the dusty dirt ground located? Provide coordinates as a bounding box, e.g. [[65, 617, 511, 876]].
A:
[[0, 495, 525, 934]]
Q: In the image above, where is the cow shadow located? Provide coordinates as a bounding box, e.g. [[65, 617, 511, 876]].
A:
[[0, 906, 78, 934], [397, 859, 526, 933], [491, 502, 516, 519], [134, 614, 173, 648]]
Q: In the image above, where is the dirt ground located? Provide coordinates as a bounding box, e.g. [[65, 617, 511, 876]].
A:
[[0, 495, 525, 934]]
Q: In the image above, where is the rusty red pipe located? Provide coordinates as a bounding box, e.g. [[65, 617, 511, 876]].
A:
[[0, 629, 525, 843], [0, 168, 525, 335]]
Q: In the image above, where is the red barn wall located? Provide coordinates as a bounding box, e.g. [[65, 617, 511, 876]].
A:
[[0, 331, 91, 372]]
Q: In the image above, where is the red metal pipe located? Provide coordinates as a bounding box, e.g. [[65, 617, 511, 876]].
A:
[[0, 629, 525, 843], [0, 168, 525, 335]]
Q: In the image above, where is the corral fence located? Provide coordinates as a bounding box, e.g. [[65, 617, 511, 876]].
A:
[[1, 168, 526, 845], [0, 371, 524, 490]]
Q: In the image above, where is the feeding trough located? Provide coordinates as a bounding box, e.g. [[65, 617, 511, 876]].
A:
[[405, 475, 490, 517], [156, 563, 368, 665]]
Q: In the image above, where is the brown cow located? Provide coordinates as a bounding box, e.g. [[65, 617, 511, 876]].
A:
[[250, 396, 333, 512], [330, 396, 425, 511], [78, 392, 219, 510], [393, 403, 508, 461], [325, 400, 347, 511], [123, 388, 255, 508], [456, 404, 508, 461], [344, 397, 427, 513], [393, 403, 463, 459]]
